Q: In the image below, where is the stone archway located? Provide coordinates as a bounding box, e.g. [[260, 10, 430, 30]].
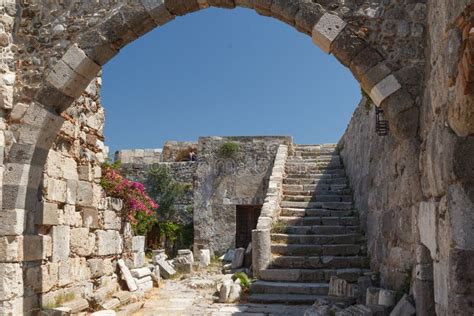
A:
[[0, 0, 428, 313], [4, 1, 418, 215]]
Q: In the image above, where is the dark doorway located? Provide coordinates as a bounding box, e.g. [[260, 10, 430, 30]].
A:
[[236, 205, 262, 249]]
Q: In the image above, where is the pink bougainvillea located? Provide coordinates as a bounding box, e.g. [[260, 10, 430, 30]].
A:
[[100, 163, 158, 235]]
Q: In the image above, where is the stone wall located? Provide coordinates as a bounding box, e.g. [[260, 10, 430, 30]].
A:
[[339, 1, 474, 315], [193, 136, 292, 255]]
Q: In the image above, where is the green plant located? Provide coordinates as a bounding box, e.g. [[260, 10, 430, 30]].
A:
[[218, 142, 239, 158], [271, 220, 288, 234], [42, 292, 75, 309], [233, 272, 251, 291], [145, 165, 194, 254]]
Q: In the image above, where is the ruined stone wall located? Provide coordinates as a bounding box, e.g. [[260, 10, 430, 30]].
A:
[[193, 136, 292, 255], [340, 1, 474, 315]]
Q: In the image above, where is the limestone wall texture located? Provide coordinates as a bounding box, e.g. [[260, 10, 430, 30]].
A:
[[193, 136, 292, 255], [339, 1, 474, 315]]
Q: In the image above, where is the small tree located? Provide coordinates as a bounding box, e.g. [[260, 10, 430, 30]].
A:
[[146, 164, 193, 254]]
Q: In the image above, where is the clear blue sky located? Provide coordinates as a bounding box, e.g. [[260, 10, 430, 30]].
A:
[[102, 7, 360, 155]]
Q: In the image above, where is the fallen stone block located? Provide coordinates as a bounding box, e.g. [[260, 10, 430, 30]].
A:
[[367, 304, 390, 316], [137, 279, 153, 292], [223, 249, 235, 262], [61, 298, 89, 313], [39, 307, 72, 316], [390, 294, 415, 316], [175, 261, 193, 274], [177, 249, 194, 263], [130, 267, 152, 279], [357, 276, 372, 305], [329, 276, 358, 297], [366, 287, 381, 305], [91, 310, 116, 316], [118, 259, 138, 292], [227, 283, 242, 303], [151, 265, 161, 286], [199, 249, 211, 267], [116, 302, 144, 316], [112, 291, 132, 305], [156, 259, 176, 279], [100, 298, 121, 310], [218, 279, 233, 303], [378, 289, 396, 307], [152, 249, 167, 264], [231, 247, 245, 269]]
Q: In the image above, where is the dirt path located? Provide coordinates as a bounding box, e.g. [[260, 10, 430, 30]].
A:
[[133, 271, 310, 316]]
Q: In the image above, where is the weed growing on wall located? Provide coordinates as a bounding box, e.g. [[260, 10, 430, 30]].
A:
[[218, 141, 240, 159]]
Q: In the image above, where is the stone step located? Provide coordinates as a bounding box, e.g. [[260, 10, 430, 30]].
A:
[[248, 293, 325, 305], [283, 178, 347, 185], [281, 201, 353, 210], [271, 244, 363, 256], [270, 256, 370, 269], [283, 195, 352, 203], [280, 208, 355, 217], [283, 189, 349, 196], [260, 268, 365, 283], [271, 233, 362, 245], [286, 163, 343, 170], [286, 169, 346, 176], [283, 184, 348, 192], [285, 225, 360, 235], [278, 216, 359, 226], [250, 280, 329, 296], [287, 159, 341, 166]]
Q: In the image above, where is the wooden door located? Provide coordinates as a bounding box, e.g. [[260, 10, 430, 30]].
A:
[[235, 205, 262, 249]]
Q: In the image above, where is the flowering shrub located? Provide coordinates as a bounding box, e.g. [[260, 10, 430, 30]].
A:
[[100, 162, 158, 235]]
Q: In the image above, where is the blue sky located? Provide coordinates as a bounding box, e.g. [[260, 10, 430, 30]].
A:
[[102, 7, 360, 155]]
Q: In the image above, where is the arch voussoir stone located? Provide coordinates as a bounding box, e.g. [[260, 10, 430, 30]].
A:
[[312, 12, 347, 54], [165, 0, 201, 16], [207, 0, 236, 9], [331, 27, 368, 67], [270, 0, 300, 26], [141, 0, 176, 25]]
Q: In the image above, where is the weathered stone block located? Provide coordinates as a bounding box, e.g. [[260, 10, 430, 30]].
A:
[[0, 236, 22, 262], [62, 298, 89, 313], [130, 267, 152, 279], [0, 209, 25, 236], [82, 207, 99, 228], [254, 0, 272, 16], [132, 252, 146, 268], [131, 236, 145, 253], [118, 259, 138, 292], [66, 179, 78, 205], [36, 202, 60, 226], [46, 60, 91, 99], [165, 0, 200, 16], [61, 44, 101, 80], [78, 29, 118, 65], [0, 263, 23, 300], [350, 47, 384, 79], [103, 210, 121, 230], [370, 75, 402, 107], [231, 247, 245, 269], [141, 0, 176, 25], [51, 225, 70, 262], [25, 262, 59, 293], [331, 28, 367, 67], [270, 0, 298, 24], [156, 259, 176, 279], [45, 178, 67, 203], [418, 201, 438, 260], [70, 228, 95, 256], [24, 235, 52, 261], [77, 181, 94, 207], [88, 258, 115, 278], [96, 230, 123, 256], [61, 204, 82, 227], [390, 294, 416, 316], [361, 62, 392, 93], [312, 13, 347, 54]]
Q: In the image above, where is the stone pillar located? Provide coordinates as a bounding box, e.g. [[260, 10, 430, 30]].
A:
[[251, 228, 271, 278]]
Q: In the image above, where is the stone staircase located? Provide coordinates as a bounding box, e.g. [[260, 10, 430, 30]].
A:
[[249, 144, 370, 305]]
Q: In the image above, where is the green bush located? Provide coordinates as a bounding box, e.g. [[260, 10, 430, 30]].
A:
[[218, 142, 239, 158], [271, 220, 288, 234]]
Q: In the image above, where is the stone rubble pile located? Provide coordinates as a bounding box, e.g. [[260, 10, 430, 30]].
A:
[[220, 244, 252, 275]]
